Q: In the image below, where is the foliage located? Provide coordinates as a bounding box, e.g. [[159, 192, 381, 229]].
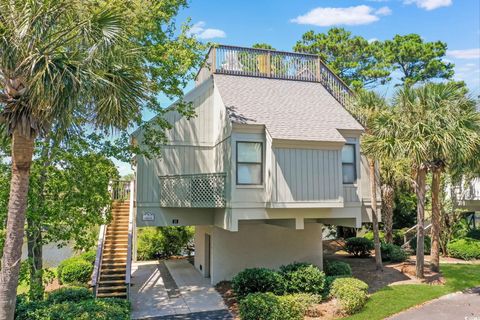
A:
[[79, 251, 97, 264], [382, 34, 454, 86], [283, 265, 326, 295], [294, 28, 390, 89], [411, 235, 431, 255], [447, 238, 480, 260], [345, 237, 374, 257], [323, 275, 351, 298], [58, 257, 93, 285], [46, 287, 93, 304], [239, 292, 317, 320], [393, 188, 417, 229], [380, 243, 408, 262], [16, 297, 130, 320], [324, 261, 352, 277], [363, 231, 385, 242], [232, 268, 286, 299], [466, 229, 480, 240], [279, 262, 311, 275], [330, 278, 369, 314], [344, 264, 480, 320], [137, 227, 194, 260]]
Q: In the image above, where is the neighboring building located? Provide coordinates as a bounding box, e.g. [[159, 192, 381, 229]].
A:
[[132, 45, 379, 284], [453, 177, 480, 228]]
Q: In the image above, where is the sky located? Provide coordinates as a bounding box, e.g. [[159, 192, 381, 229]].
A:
[[115, 0, 480, 175]]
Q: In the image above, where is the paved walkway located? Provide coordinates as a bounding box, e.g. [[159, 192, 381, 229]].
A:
[[130, 260, 230, 319], [388, 287, 480, 320]]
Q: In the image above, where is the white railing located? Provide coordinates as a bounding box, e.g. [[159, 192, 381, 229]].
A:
[[125, 180, 135, 298], [454, 178, 480, 202], [401, 222, 432, 249], [91, 224, 106, 296], [195, 45, 352, 107]]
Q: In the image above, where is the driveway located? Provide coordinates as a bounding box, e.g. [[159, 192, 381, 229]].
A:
[[388, 287, 480, 320], [130, 259, 231, 319]]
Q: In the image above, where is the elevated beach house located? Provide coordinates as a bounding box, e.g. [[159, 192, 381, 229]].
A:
[[91, 45, 380, 297]]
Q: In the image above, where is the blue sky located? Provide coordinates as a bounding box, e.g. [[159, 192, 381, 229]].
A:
[[116, 0, 480, 175]]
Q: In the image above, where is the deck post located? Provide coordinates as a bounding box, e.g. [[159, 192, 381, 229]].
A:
[[267, 51, 271, 77], [211, 47, 216, 75], [316, 57, 321, 82]]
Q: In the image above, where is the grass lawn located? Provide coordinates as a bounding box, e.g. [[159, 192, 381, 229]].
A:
[[344, 264, 480, 320]]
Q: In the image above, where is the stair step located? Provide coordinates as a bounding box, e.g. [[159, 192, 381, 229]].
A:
[[102, 263, 126, 268], [97, 285, 126, 293], [97, 292, 127, 298], [101, 274, 125, 279], [99, 279, 126, 285], [101, 269, 126, 275]]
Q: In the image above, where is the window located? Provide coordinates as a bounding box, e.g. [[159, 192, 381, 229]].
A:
[[342, 144, 356, 184], [236, 142, 263, 185]]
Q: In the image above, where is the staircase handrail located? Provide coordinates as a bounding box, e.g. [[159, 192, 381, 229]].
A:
[[125, 180, 135, 298], [91, 223, 107, 296], [401, 223, 432, 249]]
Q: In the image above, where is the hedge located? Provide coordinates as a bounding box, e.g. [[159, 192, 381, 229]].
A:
[[324, 261, 352, 277], [447, 238, 480, 260], [329, 278, 369, 314], [380, 243, 407, 262], [58, 257, 93, 285], [345, 237, 374, 257], [232, 268, 285, 299], [283, 265, 325, 295]]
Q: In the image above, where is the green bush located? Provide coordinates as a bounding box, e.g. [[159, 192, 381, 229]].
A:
[[329, 278, 369, 315], [466, 229, 480, 240], [26, 298, 129, 320], [324, 261, 352, 277], [381, 243, 408, 262], [137, 226, 194, 260], [47, 287, 93, 304], [345, 237, 374, 257], [15, 294, 47, 320], [323, 275, 350, 298], [447, 238, 480, 260], [411, 235, 431, 254], [79, 251, 97, 264], [279, 262, 311, 274], [239, 292, 317, 320], [283, 265, 325, 295], [232, 268, 285, 299], [58, 257, 93, 285], [363, 231, 385, 242]]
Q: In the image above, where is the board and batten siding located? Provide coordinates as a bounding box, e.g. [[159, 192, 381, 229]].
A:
[[272, 148, 342, 203]]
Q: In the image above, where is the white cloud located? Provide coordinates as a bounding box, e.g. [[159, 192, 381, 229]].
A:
[[376, 6, 392, 15], [291, 5, 392, 27], [404, 0, 452, 11], [448, 48, 480, 59], [368, 38, 379, 43], [189, 21, 226, 40]]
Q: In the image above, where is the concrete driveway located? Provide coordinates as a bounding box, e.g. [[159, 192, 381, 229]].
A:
[[130, 259, 230, 319], [388, 287, 480, 320]]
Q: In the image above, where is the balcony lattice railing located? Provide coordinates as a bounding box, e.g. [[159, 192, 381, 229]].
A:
[[159, 173, 226, 208], [454, 178, 480, 202], [196, 45, 353, 107]]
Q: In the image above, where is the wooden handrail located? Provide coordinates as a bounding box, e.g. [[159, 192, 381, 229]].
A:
[[125, 180, 135, 298], [91, 224, 106, 296]]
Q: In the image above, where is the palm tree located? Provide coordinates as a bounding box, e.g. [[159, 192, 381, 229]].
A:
[[0, 1, 146, 318], [414, 83, 480, 272], [365, 83, 480, 278], [347, 90, 387, 270]]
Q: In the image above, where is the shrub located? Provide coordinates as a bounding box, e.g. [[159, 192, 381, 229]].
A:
[[284, 265, 325, 295], [279, 262, 311, 275], [47, 287, 93, 304], [58, 257, 93, 285], [345, 237, 374, 257], [323, 275, 350, 298], [447, 238, 480, 260], [79, 251, 97, 264], [15, 294, 47, 320], [239, 293, 318, 320], [363, 231, 385, 242], [410, 235, 431, 254], [239, 292, 281, 320], [329, 278, 369, 314], [324, 261, 352, 277], [380, 243, 408, 262], [137, 227, 164, 260], [26, 298, 130, 320], [466, 229, 480, 240], [137, 226, 194, 260], [232, 268, 285, 299]]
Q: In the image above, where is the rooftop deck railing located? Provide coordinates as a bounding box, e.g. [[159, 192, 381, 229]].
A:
[[196, 45, 353, 106]]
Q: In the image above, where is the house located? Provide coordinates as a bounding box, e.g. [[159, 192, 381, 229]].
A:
[[131, 45, 380, 284], [453, 177, 480, 228]]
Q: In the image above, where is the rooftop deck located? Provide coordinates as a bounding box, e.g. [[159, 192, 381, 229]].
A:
[[196, 45, 352, 106]]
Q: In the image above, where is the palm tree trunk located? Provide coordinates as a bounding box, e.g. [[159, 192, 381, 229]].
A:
[[368, 158, 383, 270], [430, 166, 442, 272], [0, 130, 35, 320], [415, 166, 427, 279], [381, 184, 395, 244]]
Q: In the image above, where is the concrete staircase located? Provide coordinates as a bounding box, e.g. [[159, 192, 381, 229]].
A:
[[96, 201, 130, 298]]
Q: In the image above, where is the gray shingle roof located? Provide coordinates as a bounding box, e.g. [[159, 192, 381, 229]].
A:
[[214, 74, 363, 142]]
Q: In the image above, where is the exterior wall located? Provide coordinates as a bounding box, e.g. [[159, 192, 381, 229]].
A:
[[195, 222, 324, 284], [272, 148, 342, 204]]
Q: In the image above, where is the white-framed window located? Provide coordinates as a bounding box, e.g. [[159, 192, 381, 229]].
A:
[[236, 141, 263, 185], [342, 144, 356, 184]]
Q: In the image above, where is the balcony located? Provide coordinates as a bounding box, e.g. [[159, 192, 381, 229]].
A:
[[159, 173, 226, 208], [196, 45, 352, 107], [454, 178, 480, 204]]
